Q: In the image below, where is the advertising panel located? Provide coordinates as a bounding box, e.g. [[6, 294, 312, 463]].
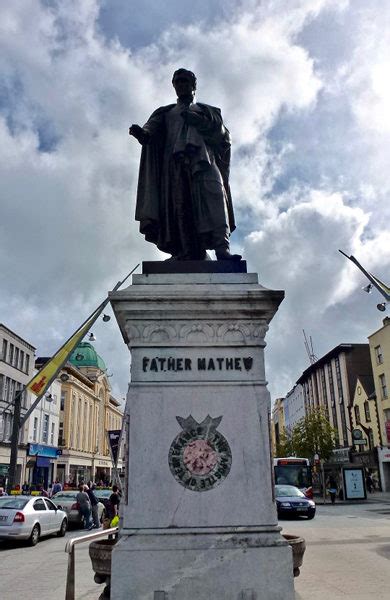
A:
[[343, 467, 366, 500]]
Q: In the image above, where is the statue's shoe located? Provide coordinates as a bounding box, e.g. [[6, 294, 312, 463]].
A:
[[216, 250, 242, 261]]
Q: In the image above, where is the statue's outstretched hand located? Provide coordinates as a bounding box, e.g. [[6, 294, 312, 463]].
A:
[[129, 124, 149, 145]]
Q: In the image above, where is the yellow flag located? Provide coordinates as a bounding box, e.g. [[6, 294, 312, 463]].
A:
[[26, 312, 98, 397]]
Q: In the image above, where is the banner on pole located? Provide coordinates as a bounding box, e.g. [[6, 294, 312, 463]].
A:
[[107, 429, 122, 466], [26, 310, 101, 397]]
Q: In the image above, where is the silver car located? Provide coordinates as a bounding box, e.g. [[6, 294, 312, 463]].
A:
[[51, 490, 105, 526], [0, 495, 67, 546]]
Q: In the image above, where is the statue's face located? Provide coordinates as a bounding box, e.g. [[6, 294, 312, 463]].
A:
[[173, 73, 195, 98]]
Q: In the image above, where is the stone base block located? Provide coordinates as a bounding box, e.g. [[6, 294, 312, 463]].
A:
[[111, 530, 294, 600]]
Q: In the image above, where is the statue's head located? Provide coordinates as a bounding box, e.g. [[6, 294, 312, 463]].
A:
[[172, 68, 197, 98]]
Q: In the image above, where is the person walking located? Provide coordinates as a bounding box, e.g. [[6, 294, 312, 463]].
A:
[[102, 484, 121, 529], [52, 479, 62, 495], [76, 484, 93, 530], [86, 484, 100, 528], [366, 472, 374, 493], [326, 474, 338, 504]]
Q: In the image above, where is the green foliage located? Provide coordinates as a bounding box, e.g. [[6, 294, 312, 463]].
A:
[[275, 407, 336, 461], [275, 428, 293, 458]]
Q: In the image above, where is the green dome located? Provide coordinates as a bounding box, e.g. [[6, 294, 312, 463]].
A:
[[69, 342, 106, 371]]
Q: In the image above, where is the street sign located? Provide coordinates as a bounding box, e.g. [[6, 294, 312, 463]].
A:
[[352, 429, 363, 441], [354, 439, 367, 445]]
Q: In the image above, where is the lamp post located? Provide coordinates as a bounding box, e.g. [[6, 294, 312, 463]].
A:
[[7, 390, 23, 494]]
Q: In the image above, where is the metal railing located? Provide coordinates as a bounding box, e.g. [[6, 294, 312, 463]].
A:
[[64, 527, 118, 600]]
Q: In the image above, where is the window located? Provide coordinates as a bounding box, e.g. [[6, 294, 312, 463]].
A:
[[14, 347, 19, 368], [2, 339, 7, 361], [33, 417, 38, 442], [33, 499, 46, 511], [0, 374, 3, 400], [3, 377, 9, 402], [364, 401, 371, 422], [19, 350, 24, 371], [42, 414, 49, 444], [44, 499, 57, 511], [58, 422, 64, 446], [50, 422, 55, 445], [375, 345, 383, 365], [60, 391, 66, 411], [25, 355, 30, 374], [354, 405, 361, 424], [379, 374, 388, 399], [9, 343, 14, 364]]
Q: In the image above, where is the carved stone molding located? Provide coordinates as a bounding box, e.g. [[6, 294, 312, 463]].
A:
[[124, 320, 268, 347]]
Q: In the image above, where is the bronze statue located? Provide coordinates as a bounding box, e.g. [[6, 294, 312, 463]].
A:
[[129, 69, 241, 261]]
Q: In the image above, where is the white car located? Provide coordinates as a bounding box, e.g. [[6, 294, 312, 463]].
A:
[[0, 495, 67, 545]]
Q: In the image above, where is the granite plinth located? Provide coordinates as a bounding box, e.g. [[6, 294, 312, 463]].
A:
[[142, 259, 247, 274], [110, 271, 294, 599]]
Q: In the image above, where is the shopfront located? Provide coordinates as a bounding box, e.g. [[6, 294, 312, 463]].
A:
[[377, 447, 390, 492], [27, 443, 59, 490], [0, 464, 9, 489], [350, 448, 380, 491]]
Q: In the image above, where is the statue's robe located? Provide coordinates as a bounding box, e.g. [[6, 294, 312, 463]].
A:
[[134, 100, 236, 257]]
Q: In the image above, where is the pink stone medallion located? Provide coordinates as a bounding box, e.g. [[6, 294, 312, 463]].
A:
[[183, 439, 218, 475], [168, 415, 232, 492]]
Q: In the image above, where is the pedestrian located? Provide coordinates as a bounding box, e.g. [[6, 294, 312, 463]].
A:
[[22, 481, 30, 495], [326, 474, 338, 504], [39, 485, 49, 498], [366, 472, 374, 493], [52, 479, 62, 495], [87, 484, 100, 528], [0, 487, 7, 496], [76, 484, 93, 530], [102, 484, 121, 529]]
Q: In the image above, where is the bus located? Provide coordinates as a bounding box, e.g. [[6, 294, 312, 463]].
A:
[[273, 457, 313, 498]]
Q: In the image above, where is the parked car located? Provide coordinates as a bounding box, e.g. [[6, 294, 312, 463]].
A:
[[93, 488, 112, 509], [0, 495, 67, 545], [275, 484, 316, 519], [51, 490, 105, 526]]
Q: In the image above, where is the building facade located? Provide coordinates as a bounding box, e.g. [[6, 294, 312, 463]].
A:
[[368, 317, 390, 490], [271, 397, 285, 455], [350, 375, 381, 486], [283, 384, 305, 432], [0, 324, 35, 488], [296, 344, 372, 449], [56, 342, 123, 485], [25, 373, 62, 491]]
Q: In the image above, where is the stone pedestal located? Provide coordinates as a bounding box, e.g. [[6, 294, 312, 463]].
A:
[[109, 268, 294, 599]]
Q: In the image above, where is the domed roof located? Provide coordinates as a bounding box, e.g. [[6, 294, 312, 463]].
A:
[[69, 342, 106, 371]]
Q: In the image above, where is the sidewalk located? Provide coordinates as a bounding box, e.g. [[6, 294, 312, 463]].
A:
[[314, 489, 390, 505]]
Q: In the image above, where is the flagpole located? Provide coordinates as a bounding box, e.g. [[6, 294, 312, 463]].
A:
[[339, 250, 390, 301], [7, 264, 139, 493]]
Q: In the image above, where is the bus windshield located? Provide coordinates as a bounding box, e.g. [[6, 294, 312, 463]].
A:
[[274, 465, 311, 488]]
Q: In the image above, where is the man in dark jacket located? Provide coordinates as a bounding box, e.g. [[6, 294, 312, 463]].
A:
[[129, 69, 241, 262], [86, 484, 100, 528]]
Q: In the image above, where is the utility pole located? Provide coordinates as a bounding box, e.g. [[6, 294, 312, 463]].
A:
[[7, 390, 22, 494]]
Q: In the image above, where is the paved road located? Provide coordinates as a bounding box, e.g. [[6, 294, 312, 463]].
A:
[[1, 499, 389, 599], [293, 500, 390, 600]]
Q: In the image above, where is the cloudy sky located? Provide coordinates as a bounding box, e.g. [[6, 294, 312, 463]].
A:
[[1, 0, 389, 403]]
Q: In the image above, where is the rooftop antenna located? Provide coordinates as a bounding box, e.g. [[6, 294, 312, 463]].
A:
[[303, 330, 318, 365]]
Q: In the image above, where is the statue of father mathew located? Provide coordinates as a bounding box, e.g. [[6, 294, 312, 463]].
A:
[[129, 68, 241, 261]]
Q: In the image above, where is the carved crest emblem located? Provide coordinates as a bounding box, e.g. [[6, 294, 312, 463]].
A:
[[168, 415, 232, 492]]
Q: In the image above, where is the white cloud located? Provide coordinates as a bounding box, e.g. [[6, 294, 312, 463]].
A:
[[1, 0, 389, 401]]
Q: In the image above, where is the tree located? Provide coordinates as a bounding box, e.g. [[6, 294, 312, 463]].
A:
[[275, 428, 294, 458], [289, 407, 337, 462]]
